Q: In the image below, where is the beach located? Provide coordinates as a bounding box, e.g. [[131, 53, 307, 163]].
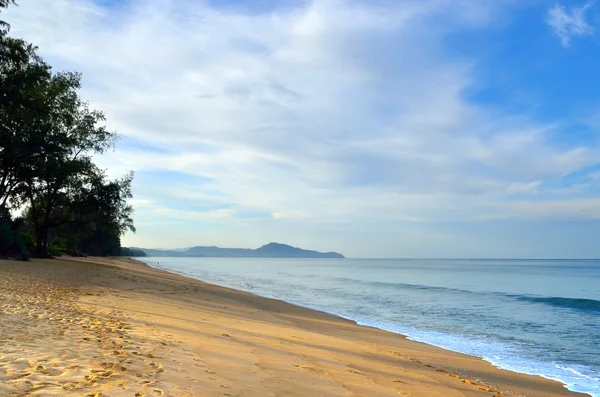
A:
[[0, 257, 589, 397]]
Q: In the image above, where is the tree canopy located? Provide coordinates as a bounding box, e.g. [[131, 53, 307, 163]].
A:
[[1, 1, 137, 259], [0, 0, 16, 30], [0, 0, 16, 8]]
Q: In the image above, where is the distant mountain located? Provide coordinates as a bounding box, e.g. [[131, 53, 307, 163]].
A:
[[254, 243, 344, 258], [132, 242, 344, 259]]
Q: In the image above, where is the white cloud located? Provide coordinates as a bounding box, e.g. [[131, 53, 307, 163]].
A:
[[272, 210, 313, 220], [132, 199, 236, 221], [489, 198, 600, 220], [507, 181, 542, 194], [546, 2, 595, 47]]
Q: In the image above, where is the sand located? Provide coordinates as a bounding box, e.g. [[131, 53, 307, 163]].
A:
[[0, 257, 588, 397]]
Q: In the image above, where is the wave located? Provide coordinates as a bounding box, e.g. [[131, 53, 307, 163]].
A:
[[334, 277, 600, 314], [512, 295, 600, 313], [332, 277, 480, 296]]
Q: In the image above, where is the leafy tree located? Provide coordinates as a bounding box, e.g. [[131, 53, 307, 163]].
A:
[[49, 170, 136, 256], [1, 2, 136, 258], [13, 70, 116, 254], [0, 37, 50, 208], [0, 205, 28, 260], [0, 1, 42, 261]]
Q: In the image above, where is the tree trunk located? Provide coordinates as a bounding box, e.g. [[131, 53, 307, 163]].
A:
[[34, 224, 47, 255], [42, 226, 49, 254], [35, 230, 43, 254]]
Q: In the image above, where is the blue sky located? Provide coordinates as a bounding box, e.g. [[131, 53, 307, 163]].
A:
[[4, 0, 600, 258]]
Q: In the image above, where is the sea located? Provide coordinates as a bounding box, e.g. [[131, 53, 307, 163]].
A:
[[139, 257, 600, 396]]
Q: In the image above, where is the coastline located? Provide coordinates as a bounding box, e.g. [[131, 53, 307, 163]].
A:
[[0, 256, 590, 397], [141, 257, 599, 397]]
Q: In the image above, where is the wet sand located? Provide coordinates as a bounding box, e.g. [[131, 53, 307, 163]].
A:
[[0, 257, 588, 396]]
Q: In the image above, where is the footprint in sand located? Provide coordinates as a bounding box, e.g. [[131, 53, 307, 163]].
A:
[[293, 364, 328, 375], [0, 265, 214, 397]]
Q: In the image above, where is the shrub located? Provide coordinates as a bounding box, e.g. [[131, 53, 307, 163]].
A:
[[120, 247, 147, 257], [47, 245, 63, 257], [21, 232, 35, 252], [0, 207, 30, 260]]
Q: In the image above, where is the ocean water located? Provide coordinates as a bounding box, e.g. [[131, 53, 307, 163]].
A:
[[140, 257, 600, 396]]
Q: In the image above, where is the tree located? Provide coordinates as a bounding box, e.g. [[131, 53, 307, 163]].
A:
[[0, 0, 16, 30], [1, 0, 51, 209], [1, 38, 117, 254], [120, 247, 146, 257], [13, 70, 116, 253], [50, 170, 136, 256], [1, 2, 136, 258], [0, 204, 28, 260], [0, 1, 47, 261], [0, 37, 50, 208]]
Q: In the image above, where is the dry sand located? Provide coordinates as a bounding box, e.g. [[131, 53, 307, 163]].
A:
[[0, 257, 588, 397]]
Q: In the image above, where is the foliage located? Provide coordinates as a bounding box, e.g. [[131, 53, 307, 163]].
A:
[[0, 0, 16, 10], [0, 205, 29, 260], [1, 40, 120, 255], [0, 0, 16, 30], [78, 229, 120, 256], [0, 41, 50, 208], [47, 245, 63, 258], [20, 230, 33, 251], [120, 247, 147, 257], [11, 69, 117, 254], [45, 170, 135, 256], [0, 8, 137, 260]]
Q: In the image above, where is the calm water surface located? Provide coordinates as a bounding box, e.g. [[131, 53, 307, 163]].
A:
[[140, 258, 600, 396]]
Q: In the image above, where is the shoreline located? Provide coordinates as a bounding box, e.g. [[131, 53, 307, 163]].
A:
[[141, 257, 596, 397], [0, 256, 591, 397]]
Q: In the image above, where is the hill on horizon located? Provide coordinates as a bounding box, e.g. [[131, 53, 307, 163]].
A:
[[133, 242, 345, 259]]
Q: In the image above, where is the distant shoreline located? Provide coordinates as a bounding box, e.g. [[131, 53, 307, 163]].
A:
[[135, 242, 345, 258]]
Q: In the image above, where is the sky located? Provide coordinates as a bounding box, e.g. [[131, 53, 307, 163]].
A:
[[3, 0, 600, 258]]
